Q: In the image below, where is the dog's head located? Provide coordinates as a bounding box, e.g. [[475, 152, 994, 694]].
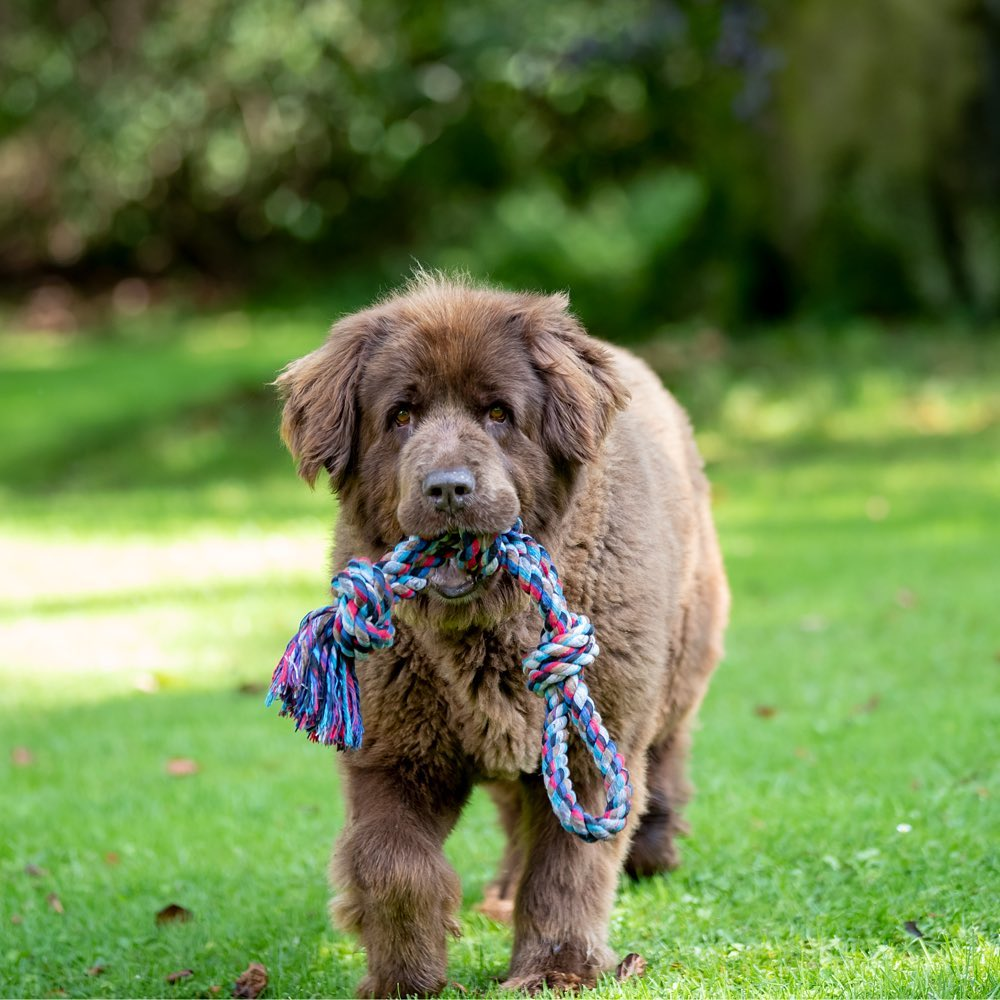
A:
[[277, 274, 628, 622]]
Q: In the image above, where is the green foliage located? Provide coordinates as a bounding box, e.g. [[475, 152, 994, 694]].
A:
[[4, 1, 998, 324], [0, 1, 736, 278], [1, 312, 998, 995], [436, 170, 709, 335], [771, 0, 989, 315]]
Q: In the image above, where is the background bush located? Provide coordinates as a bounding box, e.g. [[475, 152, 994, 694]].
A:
[[2, 0, 999, 330]]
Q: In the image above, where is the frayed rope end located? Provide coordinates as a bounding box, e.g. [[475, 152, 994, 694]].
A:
[[266, 609, 365, 750]]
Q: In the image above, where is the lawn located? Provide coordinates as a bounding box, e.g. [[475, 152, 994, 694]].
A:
[[1, 305, 998, 998]]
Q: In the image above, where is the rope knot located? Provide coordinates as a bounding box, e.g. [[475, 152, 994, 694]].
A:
[[523, 614, 597, 695], [331, 560, 396, 657]]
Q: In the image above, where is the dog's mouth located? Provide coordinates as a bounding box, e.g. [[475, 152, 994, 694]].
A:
[[427, 557, 482, 601]]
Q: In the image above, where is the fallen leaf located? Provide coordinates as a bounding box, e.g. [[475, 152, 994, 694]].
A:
[[236, 681, 265, 696], [46, 892, 64, 914], [86, 965, 106, 977], [852, 694, 881, 715], [904, 920, 923, 938], [753, 705, 777, 718], [166, 758, 199, 776], [615, 953, 647, 982], [11, 746, 34, 766], [448, 983, 468, 995], [209, 987, 222, 996], [105, 851, 121, 865], [25, 863, 49, 878], [232, 961, 268, 999], [165, 969, 193, 983], [11, 914, 23, 925], [156, 903, 193, 925]]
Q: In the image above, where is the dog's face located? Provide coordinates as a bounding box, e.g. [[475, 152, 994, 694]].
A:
[[277, 277, 627, 622]]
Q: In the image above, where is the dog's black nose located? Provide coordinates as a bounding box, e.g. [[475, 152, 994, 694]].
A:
[[422, 468, 476, 512]]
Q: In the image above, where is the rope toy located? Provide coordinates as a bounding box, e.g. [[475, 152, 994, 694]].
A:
[[267, 519, 632, 842]]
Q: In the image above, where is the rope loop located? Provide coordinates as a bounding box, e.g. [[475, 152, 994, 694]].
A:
[[268, 519, 633, 842]]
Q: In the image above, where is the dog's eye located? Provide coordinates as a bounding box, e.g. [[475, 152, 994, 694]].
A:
[[393, 408, 412, 427], [487, 404, 508, 424]]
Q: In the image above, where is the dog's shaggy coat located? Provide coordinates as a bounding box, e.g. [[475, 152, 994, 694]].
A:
[[277, 275, 729, 997]]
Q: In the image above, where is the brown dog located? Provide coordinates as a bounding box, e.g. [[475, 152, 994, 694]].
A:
[[277, 273, 728, 997]]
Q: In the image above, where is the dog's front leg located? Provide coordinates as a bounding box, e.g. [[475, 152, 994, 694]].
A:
[[331, 763, 470, 999], [503, 763, 640, 993]]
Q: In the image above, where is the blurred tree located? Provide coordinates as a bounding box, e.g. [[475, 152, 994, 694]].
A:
[[0, 0, 996, 327], [768, 0, 992, 317]]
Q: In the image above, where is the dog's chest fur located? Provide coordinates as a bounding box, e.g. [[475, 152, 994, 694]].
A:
[[359, 617, 544, 782], [430, 623, 545, 780]]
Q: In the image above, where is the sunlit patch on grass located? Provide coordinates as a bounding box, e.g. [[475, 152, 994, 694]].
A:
[[0, 531, 325, 608], [0, 529, 331, 709]]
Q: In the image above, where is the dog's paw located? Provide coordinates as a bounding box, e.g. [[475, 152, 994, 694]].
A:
[[475, 884, 514, 924], [500, 971, 589, 995]]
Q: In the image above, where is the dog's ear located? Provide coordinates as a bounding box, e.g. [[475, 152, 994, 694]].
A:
[[275, 310, 384, 489], [517, 293, 629, 464]]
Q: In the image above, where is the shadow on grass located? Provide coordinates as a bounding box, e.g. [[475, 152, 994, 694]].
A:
[[720, 420, 998, 467], [3, 318, 998, 504], [2, 363, 996, 534], [1, 383, 284, 494]]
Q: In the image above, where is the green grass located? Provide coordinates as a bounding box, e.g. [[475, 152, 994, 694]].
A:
[[1, 309, 998, 998]]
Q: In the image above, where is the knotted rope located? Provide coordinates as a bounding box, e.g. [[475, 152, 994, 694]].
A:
[[267, 520, 632, 842]]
